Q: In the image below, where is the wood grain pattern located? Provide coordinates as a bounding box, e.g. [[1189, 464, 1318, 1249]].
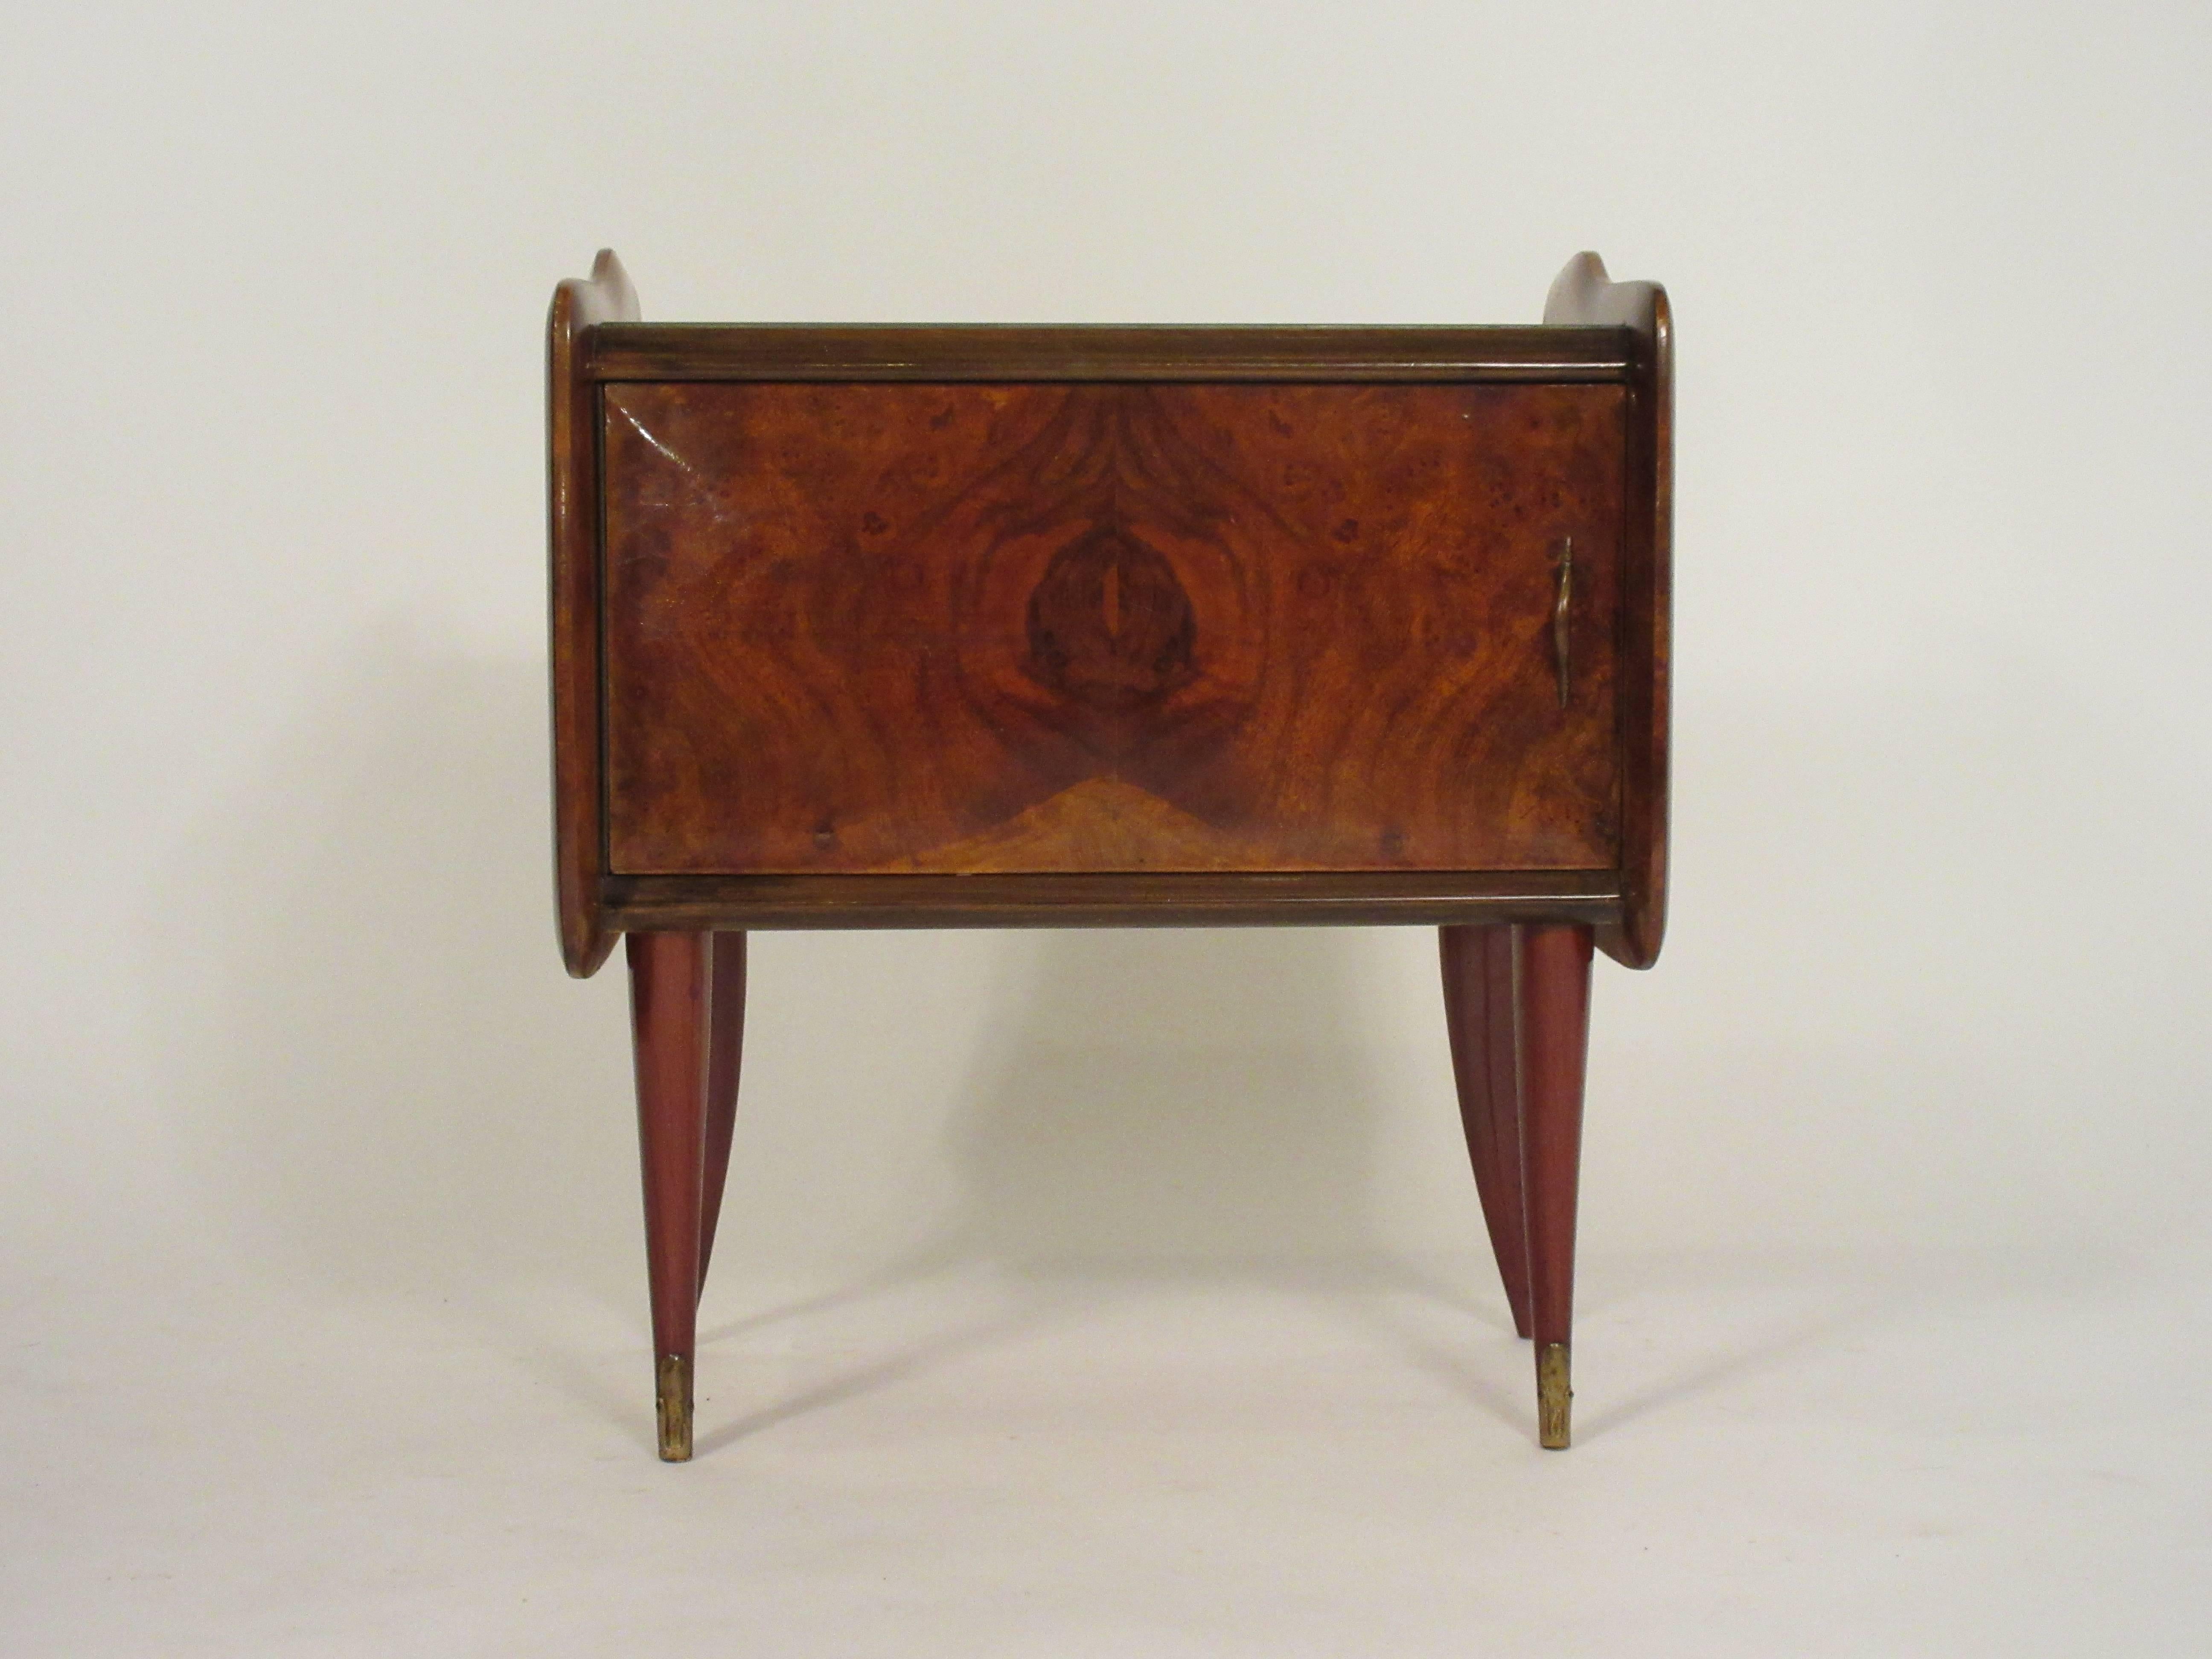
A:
[[602, 381, 1625, 876], [1545, 253, 1671, 968], [548, 249, 639, 978]]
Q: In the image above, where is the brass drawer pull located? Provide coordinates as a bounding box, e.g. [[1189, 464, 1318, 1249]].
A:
[[1552, 536, 1574, 709]]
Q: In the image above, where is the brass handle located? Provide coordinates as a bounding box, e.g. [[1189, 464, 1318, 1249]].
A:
[[1551, 536, 1574, 709]]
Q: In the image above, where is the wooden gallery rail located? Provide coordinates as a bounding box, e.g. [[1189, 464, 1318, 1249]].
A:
[[548, 250, 1672, 1460]]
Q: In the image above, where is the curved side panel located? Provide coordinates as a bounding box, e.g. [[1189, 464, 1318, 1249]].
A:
[[1545, 254, 1671, 969], [550, 250, 640, 978]]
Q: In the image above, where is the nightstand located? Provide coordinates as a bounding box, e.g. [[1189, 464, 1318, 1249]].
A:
[[548, 250, 1671, 1459]]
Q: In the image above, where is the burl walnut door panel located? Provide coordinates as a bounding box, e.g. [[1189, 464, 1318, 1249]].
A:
[[601, 381, 1624, 875]]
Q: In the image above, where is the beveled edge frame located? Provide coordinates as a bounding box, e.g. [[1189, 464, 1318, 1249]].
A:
[[549, 249, 637, 978], [1545, 253, 1671, 969], [584, 323, 1634, 383], [602, 871, 1622, 933], [550, 250, 1668, 975]]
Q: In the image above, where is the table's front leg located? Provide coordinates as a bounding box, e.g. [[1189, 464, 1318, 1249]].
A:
[[626, 930, 712, 1461], [1519, 923, 1593, 1448]]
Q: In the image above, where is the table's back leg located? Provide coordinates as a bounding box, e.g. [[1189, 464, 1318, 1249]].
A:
[[626, 930, 711, 1461], [699, 931, 747, 1297], [1519, 923, 1593, 1448], [1440, 925, 1534, 1338]]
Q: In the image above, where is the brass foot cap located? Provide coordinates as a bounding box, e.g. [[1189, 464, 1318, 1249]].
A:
[[1537, 1342, 1572, 1450], [656, 1353, 694, 1462]]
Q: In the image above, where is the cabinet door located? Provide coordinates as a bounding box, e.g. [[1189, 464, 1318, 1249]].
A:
[[602, 381, 1623, 875]]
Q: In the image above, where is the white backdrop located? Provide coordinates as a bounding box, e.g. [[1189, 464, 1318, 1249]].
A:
[[5, 4, 2208, 1652]]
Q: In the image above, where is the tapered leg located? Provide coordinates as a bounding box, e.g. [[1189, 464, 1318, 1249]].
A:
[[1440, 925, 1534, 1338], [698, 931, 747, 1296], [627, 931, 711, 1461], [1519, 923, 1594, 1449]]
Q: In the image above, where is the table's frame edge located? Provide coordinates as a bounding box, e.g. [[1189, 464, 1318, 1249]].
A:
[[601, 871, 1625, 931]]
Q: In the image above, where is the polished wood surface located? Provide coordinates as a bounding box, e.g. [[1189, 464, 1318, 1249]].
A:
[[548, 249, 639, 978], [1545, 253, 1671, 969], [698, 931, 746, 1295], [1518, 922, 1593, 1447], [603, 381, 1625, 876], [1441, 924, 1534, 1338], [550, 250, 1672, 1458], [602, 867, 1620, 931], [585, 323, 1634, 382], [626, 930, 710, 1460]]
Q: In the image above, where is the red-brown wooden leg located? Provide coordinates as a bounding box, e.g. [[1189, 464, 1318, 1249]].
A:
[[1519, 923, 1594, 1448], [1440, 925, 1534, 1338], [698, 931, 747, 1297], [627, 931, 710, 1461]]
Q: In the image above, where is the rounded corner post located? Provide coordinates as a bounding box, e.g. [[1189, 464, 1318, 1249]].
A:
[[1543, 254, 1670, 973], [549, 253, 642, 980]]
